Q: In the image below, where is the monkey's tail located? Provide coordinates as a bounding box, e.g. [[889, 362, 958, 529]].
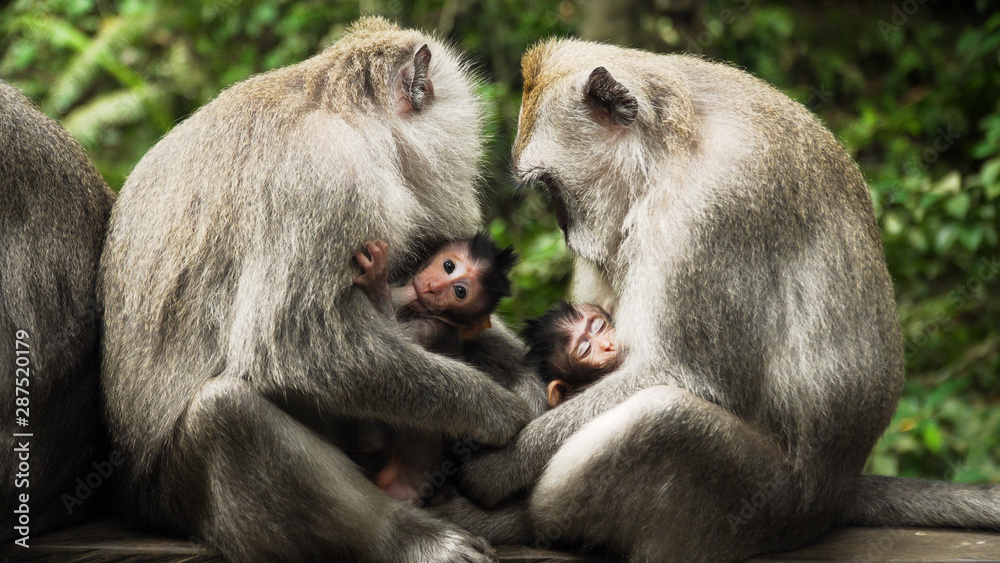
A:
[[840, 475, 1000, 530]]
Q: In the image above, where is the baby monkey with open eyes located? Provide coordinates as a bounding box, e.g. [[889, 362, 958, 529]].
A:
[[354, 232, 518, 353], [523, 302, 622, 408], [353, 232, 518, 504]]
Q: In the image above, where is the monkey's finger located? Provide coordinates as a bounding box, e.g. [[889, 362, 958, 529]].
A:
[[468, 533, 496, 559], [354, 251, 373, 269], [368, 242, 385, 261]]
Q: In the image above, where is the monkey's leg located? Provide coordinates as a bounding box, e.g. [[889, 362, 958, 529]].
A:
[[160, 378, 496, 563], [460, 366, 646, 504], [529, 385, 806, 563]]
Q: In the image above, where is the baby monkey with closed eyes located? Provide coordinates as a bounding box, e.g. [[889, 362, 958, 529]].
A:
[[523, 302, 622, 408]]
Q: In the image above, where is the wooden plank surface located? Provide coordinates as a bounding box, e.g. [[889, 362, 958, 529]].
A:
[[4, 518, 1000, 562], [749, 526, 1000, 562], [1, 518, 222, 562]]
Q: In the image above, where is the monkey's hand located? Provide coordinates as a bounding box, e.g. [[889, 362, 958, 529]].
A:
[[459, 395, 580, 505], [463, 389, 533, 447], [431, 493, 533, 546], [354, 240, 392, 316], [353, 240, 389, 288], [459, 440, 539, 507]]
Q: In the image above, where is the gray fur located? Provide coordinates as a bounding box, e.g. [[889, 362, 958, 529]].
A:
[[843, 475, 1000, 530], [99, 17, 542, 562], [445, 39, 996, 562], [1, 80, 114, 541]]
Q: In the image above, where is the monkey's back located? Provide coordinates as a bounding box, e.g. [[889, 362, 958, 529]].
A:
[[669, 53, 903, 459]]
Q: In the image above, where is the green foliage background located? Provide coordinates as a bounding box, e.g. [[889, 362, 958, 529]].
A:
[[2, 0, 997, 482]]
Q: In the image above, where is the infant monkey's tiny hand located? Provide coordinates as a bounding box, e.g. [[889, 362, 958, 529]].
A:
[[353, 240, 389, 287]]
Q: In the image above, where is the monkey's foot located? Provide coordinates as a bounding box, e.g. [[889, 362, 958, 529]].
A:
[[389, 509, 497, 563]]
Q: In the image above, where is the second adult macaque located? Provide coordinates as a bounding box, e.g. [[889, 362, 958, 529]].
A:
[[523, 302, 622, 408], [353, 233, 518, 504]]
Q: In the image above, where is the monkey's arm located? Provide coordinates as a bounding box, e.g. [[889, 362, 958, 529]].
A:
[[460, 361, 669, 505], [404, 317, 463, 357], [460, 320, 548, 418], [258, 292, 532, 448]]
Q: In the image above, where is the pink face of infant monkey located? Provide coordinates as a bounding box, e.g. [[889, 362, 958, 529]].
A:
[[354, 233, 516, 340], [523, 302, 622, 408]]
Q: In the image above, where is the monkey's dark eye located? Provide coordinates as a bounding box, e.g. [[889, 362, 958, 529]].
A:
[[443, 260, 455, 274], [454, 285, 467, 300]]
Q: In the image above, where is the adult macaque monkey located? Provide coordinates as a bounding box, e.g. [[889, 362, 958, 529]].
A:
[[100, 18, 543, 562], [1, 80, 114, 542], [446, 40, 999, 561]]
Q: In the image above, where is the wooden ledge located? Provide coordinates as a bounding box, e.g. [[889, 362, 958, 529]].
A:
[[749, 526, 1000, 562], [3, 518, 999, 561]]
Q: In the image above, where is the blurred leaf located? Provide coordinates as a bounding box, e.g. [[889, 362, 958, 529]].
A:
[[944, 192, 971, 219], [63, 85, 165, 147], [931, 170, 962, 196], [45, 14, 152, 115], [920, 422, 944, 454]]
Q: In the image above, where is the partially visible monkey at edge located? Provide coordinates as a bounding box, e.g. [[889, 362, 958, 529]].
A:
[[99, 18, 544, 562], [1, 80, 115, 544], [433, 39, 998, 562]]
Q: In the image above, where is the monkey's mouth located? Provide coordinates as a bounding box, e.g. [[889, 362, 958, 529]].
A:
[[410, 280, 431, 313], [540, 174, 569, 236]]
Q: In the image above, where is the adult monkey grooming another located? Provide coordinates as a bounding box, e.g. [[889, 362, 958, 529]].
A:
[[447, 40, 999, 561], [100, 18, 543, 562], [1, 81, 114, 543]]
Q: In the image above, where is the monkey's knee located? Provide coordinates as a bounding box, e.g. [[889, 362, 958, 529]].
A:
[[538, 385, 687, 484], [532, 386, 687, 516], [176, 377, 256, 442]]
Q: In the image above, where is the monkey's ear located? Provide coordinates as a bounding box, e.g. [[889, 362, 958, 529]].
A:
[[584, 67, 638, 127], [547, 380, 570, 409], [457, 316, 492, 340], [396, 44, 434, 114]]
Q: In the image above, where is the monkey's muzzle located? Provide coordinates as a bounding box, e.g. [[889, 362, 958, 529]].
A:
[[540, 174, 569, 236]]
